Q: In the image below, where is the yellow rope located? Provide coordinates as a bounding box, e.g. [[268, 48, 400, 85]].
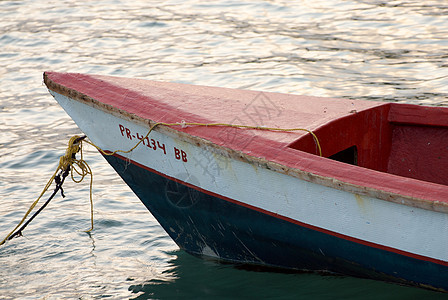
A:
[[85, 121, 322, 157], [84, 122, 162, 156], [70, 138, 94, 233], [0, 135, 93, 246], [1, 121, 320, 246]]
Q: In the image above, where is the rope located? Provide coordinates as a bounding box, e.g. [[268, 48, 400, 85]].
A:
[[86, 121, 322, 157], [1, 121, 320, 246], [0, 135, 93, 246]]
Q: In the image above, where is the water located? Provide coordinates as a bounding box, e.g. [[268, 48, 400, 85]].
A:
[[1, 0, 447, 298]]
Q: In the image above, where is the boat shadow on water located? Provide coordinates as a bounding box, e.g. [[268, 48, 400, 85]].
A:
[[127, 251, 446, 300], [44, 72, 448, 294]]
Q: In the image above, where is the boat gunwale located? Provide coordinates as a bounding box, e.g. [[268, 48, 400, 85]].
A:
[[43, 72, 448, 214]]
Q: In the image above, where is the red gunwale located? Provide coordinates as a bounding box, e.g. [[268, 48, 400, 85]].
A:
[[44, 72, 448, 206], [110, 151, 448, 267]]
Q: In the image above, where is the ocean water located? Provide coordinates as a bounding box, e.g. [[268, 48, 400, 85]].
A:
[[1, 0, 447, 299]]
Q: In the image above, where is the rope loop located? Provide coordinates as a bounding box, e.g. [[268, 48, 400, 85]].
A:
[[0, 135, 93, 246], [1, 121, 321, 246]]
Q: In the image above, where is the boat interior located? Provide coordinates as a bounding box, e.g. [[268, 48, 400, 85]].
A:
[[288, 103, 448, 186]]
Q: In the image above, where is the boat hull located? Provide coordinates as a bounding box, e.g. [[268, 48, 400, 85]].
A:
[[47, 86, 448, 292], [105, 153, 448, 290]]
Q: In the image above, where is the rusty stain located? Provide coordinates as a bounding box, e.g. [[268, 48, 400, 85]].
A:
[[44, 72, 448, 214], [355, 194, 367, 214]]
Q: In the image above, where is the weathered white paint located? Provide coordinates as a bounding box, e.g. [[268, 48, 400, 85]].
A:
[[51, 90, 448, 263]]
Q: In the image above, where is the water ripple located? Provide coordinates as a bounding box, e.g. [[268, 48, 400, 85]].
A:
[[1, 0, 447, 298]]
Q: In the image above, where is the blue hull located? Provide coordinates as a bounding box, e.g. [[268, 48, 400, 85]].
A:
[[104, 154, 448, 291]]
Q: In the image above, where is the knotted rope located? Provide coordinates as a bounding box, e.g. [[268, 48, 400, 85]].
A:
[[1, 122, 321, 246], [0, 135, 92, 246]]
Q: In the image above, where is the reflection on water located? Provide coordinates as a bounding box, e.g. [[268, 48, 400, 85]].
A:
[[1, 1, 447, 103], [0, 0, 447, 298], [128, 251, 439, 300]]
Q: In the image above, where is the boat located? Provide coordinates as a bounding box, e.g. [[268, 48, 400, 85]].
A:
[[43, 71, 448, 292]]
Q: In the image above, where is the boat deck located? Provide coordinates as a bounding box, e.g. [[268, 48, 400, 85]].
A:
[[44, 72, 448, 209]]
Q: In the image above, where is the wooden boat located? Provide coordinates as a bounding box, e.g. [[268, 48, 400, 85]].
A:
[[44, 72, 448, 291]]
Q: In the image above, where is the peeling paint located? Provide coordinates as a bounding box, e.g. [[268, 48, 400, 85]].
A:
[[201, 244, 219, 259], [45, 72, 448, 213], [355, 194, 366, 214]]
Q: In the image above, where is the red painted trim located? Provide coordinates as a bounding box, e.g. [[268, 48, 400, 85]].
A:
[[45, 72, 448, 205], [109, 151, 448, 268], [389, 103, 448, 127]]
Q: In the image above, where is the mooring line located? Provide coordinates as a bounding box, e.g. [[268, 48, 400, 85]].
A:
[[0, 135, 91, 246], [1, 122, 321, 246]]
